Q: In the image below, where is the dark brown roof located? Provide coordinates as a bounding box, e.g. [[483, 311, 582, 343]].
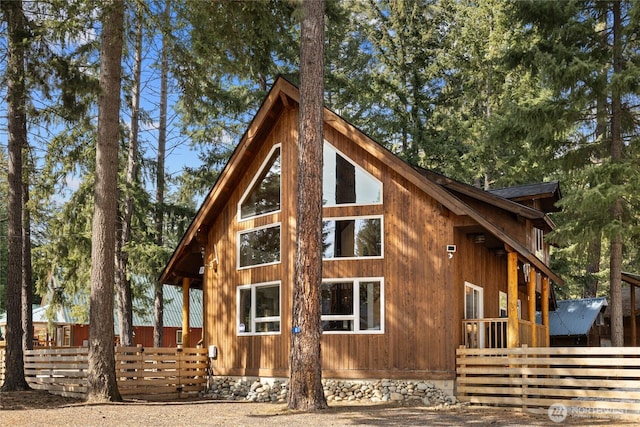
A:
[[489, 181, 562, 213]]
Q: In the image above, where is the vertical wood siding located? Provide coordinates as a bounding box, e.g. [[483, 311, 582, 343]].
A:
[[201, 106, 525, 381]]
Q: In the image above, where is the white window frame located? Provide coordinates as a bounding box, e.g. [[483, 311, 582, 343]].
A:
[[322, 215, 384, 261], [321, 277, 384, 335], [464, 282, 485, 348], [534, 227, 544, 260], [323, 141, 383, 207], [237, 222, 282, 270], [238, 144, 282, 222], [236, 281, 281, 336]]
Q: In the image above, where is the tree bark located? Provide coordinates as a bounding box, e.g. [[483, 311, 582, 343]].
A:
[[609, 0, 623, 347], [288, 0, 327, 411], [154, 0, 171, 348], [22, 174, 33, 351], [1, 0, 29, 391], [87, 0, 124, 402], [115, 0, 144, 349]]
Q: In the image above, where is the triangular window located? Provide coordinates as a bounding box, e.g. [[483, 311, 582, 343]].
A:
[[240, 145, 281, 220], [323, 143, 382, 206]]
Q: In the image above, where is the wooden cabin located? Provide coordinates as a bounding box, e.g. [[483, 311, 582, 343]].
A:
[[544, 297, 608, 347], [159, 77, 563, 383], [605, 272, 640, 346]]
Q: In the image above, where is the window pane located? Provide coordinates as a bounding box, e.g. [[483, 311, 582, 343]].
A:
[[240, 147, 281, 219], [256, 285, 280, 318], [321, 282, 353, 315], [322, 320, 354, 331], [323, 218, 381, 258], [239, 225, 280, 267], [359, 281, 381, 331], [239, 288, 252, 333], [255, 321, 280, 332], [323, 144, 381, 206]]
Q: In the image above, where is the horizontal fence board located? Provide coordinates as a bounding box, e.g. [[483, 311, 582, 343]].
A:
[[21, 346, 208, 400], [456, 346, 640, 418]]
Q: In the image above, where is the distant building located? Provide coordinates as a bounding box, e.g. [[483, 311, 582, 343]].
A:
[[539, 297, 608, 346], [0, 285, 202, 347]]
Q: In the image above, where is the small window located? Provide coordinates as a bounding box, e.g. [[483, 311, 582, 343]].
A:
[[176, 330, 183, 345], [238, 224, 281, 268], [239, 145, 281, 220], [237, 282, 281, 335], [321, 278, 383, 334], [323, 143, 382, 206], [499, 291, 507, 318], [323, 217, 383, 259], [534, 228, 544, 259]]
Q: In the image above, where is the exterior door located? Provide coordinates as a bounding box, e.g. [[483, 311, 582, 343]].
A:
[[464, 282, 484, 348]]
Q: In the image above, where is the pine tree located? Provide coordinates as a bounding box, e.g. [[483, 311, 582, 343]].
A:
[[1, 0, 29, 391], [509, 1, 640, 342], [288, 0, 328, 411], [87, 0, 125, 402]]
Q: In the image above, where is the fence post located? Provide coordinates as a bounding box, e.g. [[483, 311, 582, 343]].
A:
[[521, 344, 528, 411]]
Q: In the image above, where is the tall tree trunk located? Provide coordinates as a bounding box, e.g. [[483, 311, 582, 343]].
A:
[[609, 0, 624, 347], [22, 174, 33, 351], [1, 0, 29, 391], [87, 0, 125, 402], [154, 0, 171, 348], [288, 0, 327, 411], [116, 0, 144, 348], [584, 237, 601, 298]]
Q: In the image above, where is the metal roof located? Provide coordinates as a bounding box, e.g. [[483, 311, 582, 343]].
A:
[[129, 285, 203, 329], [540, 297, 607, 337], [0, 285, 203, 330]]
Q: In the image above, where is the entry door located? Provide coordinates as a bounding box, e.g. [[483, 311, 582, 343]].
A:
[[464, 282, 484, 348]]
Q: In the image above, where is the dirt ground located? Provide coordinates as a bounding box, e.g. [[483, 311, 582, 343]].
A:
[[0, 390, 636, 426]]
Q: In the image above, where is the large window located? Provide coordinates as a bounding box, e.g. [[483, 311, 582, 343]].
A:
[[237, 282, 281, 335], [239, 145, 281, 220], [321, 278, 383, 334], [238, 224, 281, 268], [323, 216, 383, 259], [323, 143, 382, 206]]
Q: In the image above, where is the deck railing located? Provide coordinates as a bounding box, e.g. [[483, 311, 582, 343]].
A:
[[462, 318, 547, 348]]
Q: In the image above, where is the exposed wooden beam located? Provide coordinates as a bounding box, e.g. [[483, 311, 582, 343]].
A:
[[542, 276, 550, 347], [507, 251, 519, 348], [527, 266, 537, 347], [182, 277, 190, 347]]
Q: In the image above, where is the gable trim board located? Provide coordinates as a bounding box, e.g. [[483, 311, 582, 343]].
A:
[[159, 77, 562, 287]]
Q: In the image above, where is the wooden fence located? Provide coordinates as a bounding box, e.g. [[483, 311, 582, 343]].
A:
[[0, 347, 5, 385], [456, 346, 640, 419], [21, 346, 208, 399], [116, 346, 208, 399]]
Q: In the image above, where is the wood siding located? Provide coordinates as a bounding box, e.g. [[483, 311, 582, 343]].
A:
[[200, 103, 549, 381], [202, 107, 461, 379]]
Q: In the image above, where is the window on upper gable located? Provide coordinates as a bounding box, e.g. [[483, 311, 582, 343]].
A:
[[322, 216, 383, 259], [323, 142, 382, 206], [238, 224, 281, 268], [239, 145, 281, 220]]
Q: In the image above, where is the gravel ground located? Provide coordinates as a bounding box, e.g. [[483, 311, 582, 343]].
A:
[[0, 390, 636, 426]]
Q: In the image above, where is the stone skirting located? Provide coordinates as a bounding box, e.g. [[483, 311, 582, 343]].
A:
[[206, 377, 457, 406]]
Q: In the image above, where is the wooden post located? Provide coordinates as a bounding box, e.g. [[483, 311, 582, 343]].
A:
[[541, 276, 550, 347], [631, 284, 636, 347], [507, 251, 519, 348], [182, 277, 190, 347], [527, 267, 537, 348]]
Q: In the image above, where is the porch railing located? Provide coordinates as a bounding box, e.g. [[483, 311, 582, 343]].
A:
[[462, 318, 546, 348]]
